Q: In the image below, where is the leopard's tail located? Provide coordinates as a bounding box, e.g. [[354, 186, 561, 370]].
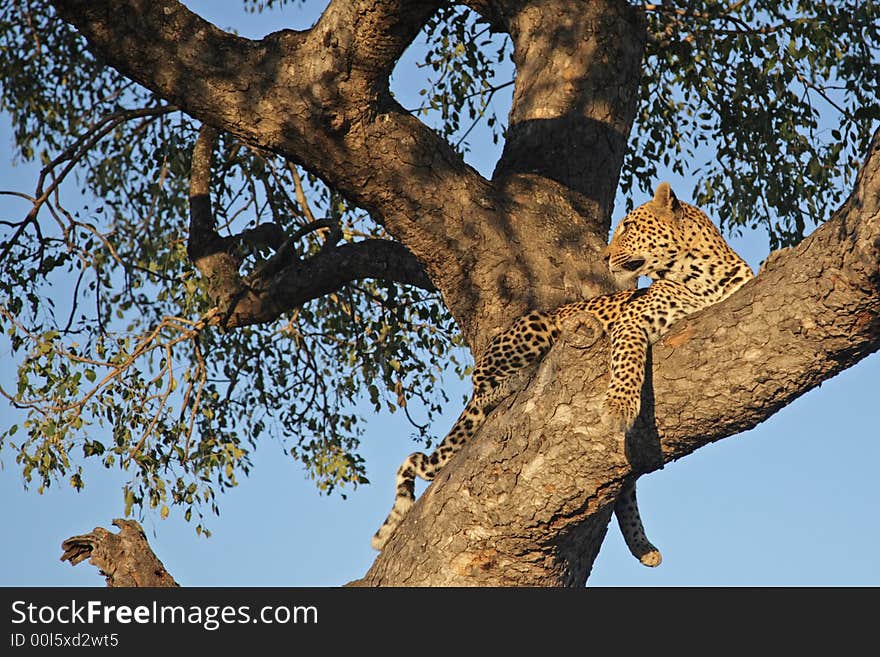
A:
[[614, 479, 662, 567], [371, 398, 485, 551]]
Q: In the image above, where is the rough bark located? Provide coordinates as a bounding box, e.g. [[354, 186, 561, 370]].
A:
[[60, 519, 178, 587], [494, 0, 644, 217], [47, 0, 880, 586]]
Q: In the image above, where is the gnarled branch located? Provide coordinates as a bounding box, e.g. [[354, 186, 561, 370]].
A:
[[187, 124, 435, 328], [60, 519, 178, 587]]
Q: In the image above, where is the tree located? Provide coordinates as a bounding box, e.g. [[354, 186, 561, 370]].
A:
[[1, 0, 878, 586]]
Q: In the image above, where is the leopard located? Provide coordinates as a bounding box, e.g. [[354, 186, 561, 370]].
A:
[[371, 182, 754, 566]]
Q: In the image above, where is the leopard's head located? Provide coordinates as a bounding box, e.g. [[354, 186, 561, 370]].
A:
[[604, 182, 688, 283]]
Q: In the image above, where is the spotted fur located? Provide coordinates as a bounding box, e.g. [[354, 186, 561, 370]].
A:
[[371, 182, 754, 564]]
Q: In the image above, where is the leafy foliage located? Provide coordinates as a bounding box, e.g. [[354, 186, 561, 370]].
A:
[[0, 0, 464, 532]]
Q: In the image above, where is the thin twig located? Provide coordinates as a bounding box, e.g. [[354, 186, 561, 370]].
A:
[[0, 106, 176, 265], [288, 162, 317, 224], [405, 79, 514, 115]]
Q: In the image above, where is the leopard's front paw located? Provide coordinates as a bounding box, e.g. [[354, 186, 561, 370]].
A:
[[601, 394, 638, 433]]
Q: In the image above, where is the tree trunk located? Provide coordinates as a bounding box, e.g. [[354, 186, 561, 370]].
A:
[[48, 0, 880, 586], [355, 135, 880, 584]]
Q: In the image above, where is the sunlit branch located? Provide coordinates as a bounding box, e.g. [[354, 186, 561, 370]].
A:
[[0, 304, 219, 420], [127, 342, 176, 462]]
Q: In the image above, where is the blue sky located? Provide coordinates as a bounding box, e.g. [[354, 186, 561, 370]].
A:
[[1, 1, 878, 587]]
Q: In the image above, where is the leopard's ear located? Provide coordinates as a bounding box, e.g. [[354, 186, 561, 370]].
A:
[[652, 182, 681, 214]]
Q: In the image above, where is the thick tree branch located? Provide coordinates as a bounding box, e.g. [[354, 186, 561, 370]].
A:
[[492, 0, 645, 223], [49, 0, 636, 347], [224, 239, 437, 327], [648, 127, 880, 462], [361, 128, 880, 586], [49, 0, 480, 317]]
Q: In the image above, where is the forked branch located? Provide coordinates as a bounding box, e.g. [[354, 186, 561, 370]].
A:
[[186, 125, 434, 329]]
